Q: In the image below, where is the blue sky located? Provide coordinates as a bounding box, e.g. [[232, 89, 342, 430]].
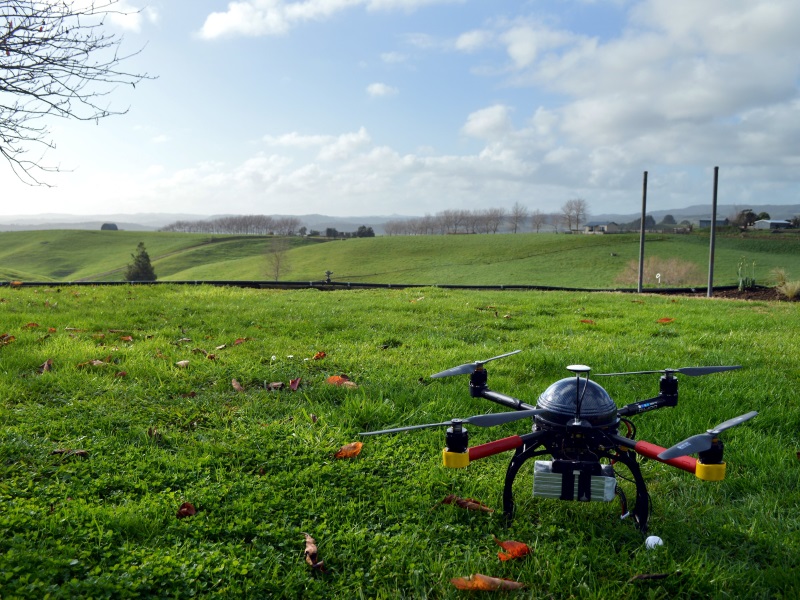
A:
[[3, 0, 800, 218]]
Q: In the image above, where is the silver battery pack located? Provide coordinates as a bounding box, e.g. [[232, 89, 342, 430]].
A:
[[533, 460, 616, 502]]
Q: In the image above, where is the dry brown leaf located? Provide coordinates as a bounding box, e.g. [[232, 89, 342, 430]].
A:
[[266, 381, 285, 391], [289, 377, 302, 391], [334, 441, 363, 459], [38, 359, 53, 373], [115, 371, 127, 377], [176, 502, 196, 519], [450, 574, 525, 591], [192, 348, 208, 356], [120, 335, 134, 342], [24, 322, 39, 328], [176, 360, 190, 368], [303, 533, 325, 571], [0, 333, 16, 345], [657, 318, 675, 324], [581, 319, 596, 324], [312, 351, 326, 360], [494, 537, 530, 561], [232, 379, 245, 393], [215, 344, 227, 350], [438, 494, 494, 513], [233, 337, 248, 345]]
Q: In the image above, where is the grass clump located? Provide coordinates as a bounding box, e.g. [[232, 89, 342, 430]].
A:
[[1, 285, 799, 598]]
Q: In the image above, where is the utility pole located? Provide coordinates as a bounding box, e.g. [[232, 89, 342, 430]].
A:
[[637, 171, 648, 293], [707, 167, 719, 298]]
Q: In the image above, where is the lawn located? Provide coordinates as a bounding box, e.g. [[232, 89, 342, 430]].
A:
[[1, 285, 798, 598]]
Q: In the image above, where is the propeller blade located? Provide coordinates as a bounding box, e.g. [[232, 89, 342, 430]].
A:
[[709, 410, 758, 434], [657, 410, 758, 460], [430, 350, 522, 378], [463, 408, 546, 427], [359, 421, 452, 436], [597, 365, 741, 377], [359, 408, 545, 436], [657, 433, 714, 460]]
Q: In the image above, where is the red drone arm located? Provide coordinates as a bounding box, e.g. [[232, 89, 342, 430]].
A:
[[634, 439, 697, 474], [468, 435, 524, 461]]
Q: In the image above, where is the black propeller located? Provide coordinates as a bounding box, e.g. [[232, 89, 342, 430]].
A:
[[596, 365, 741, 377], [359, 408, 545, 436], [430, 350, 521, 378], [658, 411, 758, 459]]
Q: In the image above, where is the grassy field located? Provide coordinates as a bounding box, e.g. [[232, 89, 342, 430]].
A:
[[2, 229, 800, 288], [1, 285, 798, 598]]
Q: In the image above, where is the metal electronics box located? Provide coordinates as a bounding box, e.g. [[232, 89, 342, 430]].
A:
[[533, 460, 616, 502]]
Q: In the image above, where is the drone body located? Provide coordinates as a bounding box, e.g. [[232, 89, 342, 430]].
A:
[[362, 352, 757, 535]]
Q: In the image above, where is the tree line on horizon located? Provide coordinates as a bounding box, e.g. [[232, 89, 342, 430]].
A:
[[159, 215, 303, 236]]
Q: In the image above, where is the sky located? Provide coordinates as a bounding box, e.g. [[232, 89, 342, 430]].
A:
[[2, 0, 800, 219]]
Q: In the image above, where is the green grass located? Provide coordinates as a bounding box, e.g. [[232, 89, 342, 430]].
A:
[[2, 229, 800, 287], [1, 285, 798, 598]]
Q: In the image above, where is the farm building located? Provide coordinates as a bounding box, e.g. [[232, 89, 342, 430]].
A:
[[698, 218, 729, 228], [583, 221, 620, 234], [753, 219, 792, 230]]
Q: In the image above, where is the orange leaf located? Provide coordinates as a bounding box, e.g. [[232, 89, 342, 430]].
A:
[[326, 374, 350, 386], [232, 379, 245, 393], [439, 494, 494, 513], [657, 318, 674, 323], [450, 574, 525, 591], [24, 322, 40, 328], [176, 502, 196, 519], [115, 371, 127, 378], [312, 351, 327, 360], [494, 537, 530, 561], [233, 337, 247, 345], [580, 319, 595, 324], [0, 333, 16, 345], [120, 335, 134, 342], [334, 441, 363, 459]]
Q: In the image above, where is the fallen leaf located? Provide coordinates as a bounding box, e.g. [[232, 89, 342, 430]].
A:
[[115, 371, 127, 377], [177, 337, 192, 343], [326, 374, 357, 388], [334, 441, 363, 459], [312, 351, 326, 360], [77, 359, 108, 368], [232, 379, 245, 393], [120, 335, 134, 342], [438, 494, 494, 513], [0, 333, 16, 345], [206, 353, 217, 360], [38, 359, 53, 373], [494, 537, 530, 561], [233, 337, 247, 345], [10, 281, 23, 288], [24, 322, 39, 328], [147, 427, 162, 440], [628, 573, 671, 583], [303, 533, 325, 571], [450, 574, 525, 591], [289, 377, 302, 391], [503, 314, 511, 319], [310, 414, 318, 423], [657, 318, 675, 323], [176, 502, 196, 519], [48, 327, 57, 333], [192, 348, 208, 356], [215, 344, 227, 350], [176, 360, 190, 368], [180, 391, 197, 398], [266, 381, 285, 391], [580, 319, 595, 324]]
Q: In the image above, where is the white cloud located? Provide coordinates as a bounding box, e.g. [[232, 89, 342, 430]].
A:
[[199, 0, 461, 39], [455, 29, 491, 53], [380, 51, 408, 64], [462, 105, 514, 141], [366, 82, 398, 97]]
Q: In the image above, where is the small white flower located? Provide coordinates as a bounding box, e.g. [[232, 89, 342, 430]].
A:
[[271, 355, 277, 361]]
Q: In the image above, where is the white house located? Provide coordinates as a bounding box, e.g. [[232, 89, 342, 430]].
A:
[[753, 219, 792, 230]]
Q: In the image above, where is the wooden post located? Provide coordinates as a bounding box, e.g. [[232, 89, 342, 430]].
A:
[[707, 167, 719, 297], [637, 171, 648, 293]]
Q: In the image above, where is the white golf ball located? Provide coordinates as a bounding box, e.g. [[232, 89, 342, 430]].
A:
[[645, 535, 664, 549]]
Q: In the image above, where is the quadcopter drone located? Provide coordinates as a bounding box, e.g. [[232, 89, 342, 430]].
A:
[[361, 350, 757, 534]]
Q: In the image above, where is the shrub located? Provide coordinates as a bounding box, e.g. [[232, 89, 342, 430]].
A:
[[124, 242, 157, 282], [777, 280, 800, 300]]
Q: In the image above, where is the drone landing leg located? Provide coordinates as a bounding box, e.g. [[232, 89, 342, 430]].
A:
[[612, 450, 650, 535], [501, 432, 552, 525]]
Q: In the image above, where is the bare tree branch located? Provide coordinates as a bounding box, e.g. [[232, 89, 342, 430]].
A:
[[1, 0, 154, 184]]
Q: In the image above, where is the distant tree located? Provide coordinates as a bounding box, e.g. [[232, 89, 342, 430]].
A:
[[756, 212, 770, 221], [100, 223, 118, 231], [791, 216, 800, 228], [661, 214, 676, 225], [1, 0, 152, 183], [298, 226, 307, 236], [508, 202, 529, 233], [356, 225, 375, 238], [732, 209, 756, 228], [530, 209, 547, 233], [325, 228, 338, 238], [124, 242, 156, 281], [561, 199, 589, 231], [266, 239, 290, 281]]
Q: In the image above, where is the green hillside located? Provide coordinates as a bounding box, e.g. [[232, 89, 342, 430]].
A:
[[2, 229, 799, 288]]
